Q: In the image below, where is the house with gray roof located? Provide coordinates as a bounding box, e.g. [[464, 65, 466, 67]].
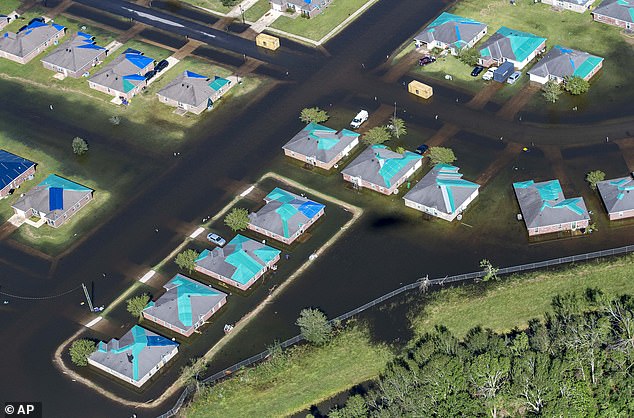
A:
[[0, 150, 36, 198], [157, 71, 232, 115], [528, 46, 603, 84], [195, 234, 281, 291], [88, 325, 178, 387], [341, 145, 423, 195], [248, 187, 325, 244], [593, 0, 634, 29], [542, 0, 596, 13], [269, 0, 333, 18], [0, 20, 66, 64], [597, 173, 634, 220], [404, 164, 480, 221], [0, 15, 11, 31], [41, 32, 107, 78], [282, 122, 360, 170], [513, 179, 590, 236], [478, 27, 546, 69], [12, 174, 93, 228], [88, 50, 155, 101], [414, 12, 487, 55], [142, 274, 227, 337]]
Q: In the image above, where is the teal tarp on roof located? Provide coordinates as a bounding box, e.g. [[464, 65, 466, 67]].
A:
[[498, 26, 546, 63], [374, 146, 421, 188], [39, 174, 91, 192], [171, 274, 219, 327], [534, 180, 562, 201], [573, 55, 603, 79], [209, 76, 230, 91]]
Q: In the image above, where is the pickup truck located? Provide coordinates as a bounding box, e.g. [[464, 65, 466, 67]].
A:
[[350, 110, 369, 129]]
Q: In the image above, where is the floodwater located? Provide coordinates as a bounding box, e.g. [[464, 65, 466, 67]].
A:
[[0, 0, 633, 417]]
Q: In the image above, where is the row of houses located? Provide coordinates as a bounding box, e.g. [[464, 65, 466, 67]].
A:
[[0, 20, 233, 113], [413, 12, 604, 84]]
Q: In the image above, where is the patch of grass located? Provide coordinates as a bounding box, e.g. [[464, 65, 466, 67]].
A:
[[184, 326, 392, 418], [414, 54, 481, 94], [0, 0, 21, 14], [244, 0, 271, 22], [270, 0, 372, 42], [180, 0, 234, 14], [412, 254, 634, 337]]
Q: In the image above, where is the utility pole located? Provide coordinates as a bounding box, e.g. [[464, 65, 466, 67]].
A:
[[82, 283, 94, 312], [393, 101, 397, 121]]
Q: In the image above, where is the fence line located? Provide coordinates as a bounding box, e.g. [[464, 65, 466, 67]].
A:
[[157, 244, 634, 417]]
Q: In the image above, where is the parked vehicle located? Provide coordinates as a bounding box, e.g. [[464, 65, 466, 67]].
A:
[[350, 110, 369, 129], [206, 233, 226, 246], [507, 71, 522, 85], [144, 70, 157, 80], [471, 65, 484, 77], [416, 144, 429, 155], [493, 62, 515, 83], [482, 67, 497, 81], [155, 59, 169, 72], [418, 56, 437, 66]]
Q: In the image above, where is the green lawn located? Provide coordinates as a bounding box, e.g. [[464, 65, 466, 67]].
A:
[[180, 0, 234, 14], [270, 0, 372, 42], [412, 255, 634, 337], [184, 327, 392, 418], [0, 0, 21, 14], [244, 0, 271, 22]]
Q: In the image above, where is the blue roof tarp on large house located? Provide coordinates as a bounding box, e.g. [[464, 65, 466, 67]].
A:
[[89, 51, 154, 94], [0, 150, 35, 191]]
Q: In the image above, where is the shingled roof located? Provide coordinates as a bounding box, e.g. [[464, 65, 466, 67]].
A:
[[89, 51, 154, 93], [414, 12, 487, 51], [158, 71, 230, 107], [479, 27, 546, 63], [282, 122, 359, 166], [594, 0, 634, 23], [342, 145, 422, 189], [0, 20, 65, 59], [597, 174, 634, 215], [41, 32, 106, 73], [528, 46, 603, 80]]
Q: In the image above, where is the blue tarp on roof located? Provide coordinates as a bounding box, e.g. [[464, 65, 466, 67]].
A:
[[77, 31, 93, 39], [298, 201, 325, 219], [146, 335, 178, 347], [49, 187, 64, 211], [0, 150, 35, 189], [185, 70, 207, 79], [125, 53, 153, 69]]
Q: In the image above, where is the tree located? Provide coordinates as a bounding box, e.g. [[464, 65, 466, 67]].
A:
[[72, 137, 89, 155], [563, 76, 590, 95], [388, 117, 407, 139], [300, 107, 329, 124], [329, 395, 368, 418], [480, 259, 499, 281], [224, 208, 250, 231], [69, 339, 96, 366], [296, 308, 332, 346], [394, 146, 406, 155], [428, 146, 456, 165], [586, 170, 605, 190], [126, 293, 150, 318], [458, 47, 480, 67], [362, 126, 391, 145], [175, 249, 199, 273], [542, 81, 562, 103]]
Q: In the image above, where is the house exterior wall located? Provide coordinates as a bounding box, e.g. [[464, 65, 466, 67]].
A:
[[283, 137, 359, 170], [89, 61, 154, 100], [195, 253, 280, 291], [0, 17, 10, 31], [88, 346, 178, 387], [0, 28, 65, 64], [541, 0, 592, 13], [592, 13, 631, 28], [404, 189, 479, 222], [157, 94, 209, 115], [13, 192, 93, 227], [608, 208, 634, 221], [247, 207, 325, 244], [342, 158, 422, 195], [527, 219, 590, 236], [0, 165, 35, 198], [42, 48, 108, 78], [530, 58, 602, 84], [479, 40, 546, 70], [142, 297, 227, 337]]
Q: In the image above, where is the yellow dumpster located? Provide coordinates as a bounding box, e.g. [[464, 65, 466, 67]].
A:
[[256, 33, 280, 51], [408, 80, 433, 99]]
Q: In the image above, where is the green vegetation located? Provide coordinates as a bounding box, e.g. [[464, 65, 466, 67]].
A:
[[300, 107, 329, 123], [175, 249, 200, 273], [224, 208, 250, 231], [586, 170, 606, 190], [362, 126, 391, 145], [184, 326, 392, 418], [296, 308, 332, 346], [69, 339, 96, 366], [428, 146, 456, 165], [270, 0, 372, 42], [388, 117, 406, 139], [458, 46, 480, 66], [542, 80, 562, 103], [179, 0, 234, 14], [0, 0, 21, 13], [126, 294, 150, 318], [479, 259, 499, 281], [72, 137, 89, 156], [564, 75, 590, 95], [244, 0, 271, 22]]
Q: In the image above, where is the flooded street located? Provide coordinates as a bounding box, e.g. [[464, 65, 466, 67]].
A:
[[0, 0, 633, 416]]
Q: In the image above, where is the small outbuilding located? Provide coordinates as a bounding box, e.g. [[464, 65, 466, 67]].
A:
[[596, 173, 634, 220], [408, 80, 433, 99], [256, 33, 280, 50]]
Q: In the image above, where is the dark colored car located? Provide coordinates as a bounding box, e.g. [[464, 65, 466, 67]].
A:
[[418, 56, 436, 66], [416, 144, 429, 155], [144, 70, 157, 80], [155, 59, 169, 72], [471, 65, 484, 77]]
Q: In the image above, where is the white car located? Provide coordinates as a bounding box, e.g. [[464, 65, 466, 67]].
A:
[[482, 67, 497, 81], [206, 233, 226, 246], [350, 110, 369, 129], [507, 71, 522, 84]]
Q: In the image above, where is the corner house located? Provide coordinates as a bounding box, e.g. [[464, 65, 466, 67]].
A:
[[596, 173, 634, 220], [0, 20, 66, 64], [88, 325, 178, 388]]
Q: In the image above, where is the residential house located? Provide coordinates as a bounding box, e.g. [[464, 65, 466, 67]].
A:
[[0, 150, 36, 198], [0, 15, 11, 31], [479, 27, 547, 69], [513, 179, 590, 236], [528, 46, 603, 84], [11, 174, 93, 228], [157, 71, 232, 115], [592, 0, 634, 29], [341, 145, 423, 195], [142, 274, 227, 337], [413, 12, 488, 55], [195, 234, 281, 291], [88, 50, 155, 101], [542, 0, 596, 13], [403, 164, 480, 221], [269, 0, 333, 18], [0, 20, 66, 64], [88, 325, 178, 388], [596, 173, 634, 220], [248, 187, 325, 244], [41, 32, 108, 78], [282, 122, 360, 170]]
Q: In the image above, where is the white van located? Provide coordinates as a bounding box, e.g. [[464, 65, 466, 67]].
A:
[[350, 110, 369, 129]]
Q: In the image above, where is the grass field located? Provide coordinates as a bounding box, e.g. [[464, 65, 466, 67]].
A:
[[180, 0, 234, 14], [270, 0, 372, 42], [244, 0, 271, 22], [1, 0, 23, 14], [412, 255, 634, 337], [184, 326, 392, 418]]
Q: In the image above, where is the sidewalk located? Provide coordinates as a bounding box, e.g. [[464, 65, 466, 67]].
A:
[[250, 10, 282, 33], [227, 0, 261, 18]]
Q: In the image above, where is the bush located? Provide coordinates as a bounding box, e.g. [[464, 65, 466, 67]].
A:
[[457, 47, 480, 67], [69, 339, 96, 366], [296, 308, 332, 346], [300, 107, 329, 124], [72, 137, 89, 155], [542, 80, 562, 103], [428, 146, 456, 165], [563, 76, 590, 95], [586, 170, 605, 190], [362, 126, 391, 145]]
